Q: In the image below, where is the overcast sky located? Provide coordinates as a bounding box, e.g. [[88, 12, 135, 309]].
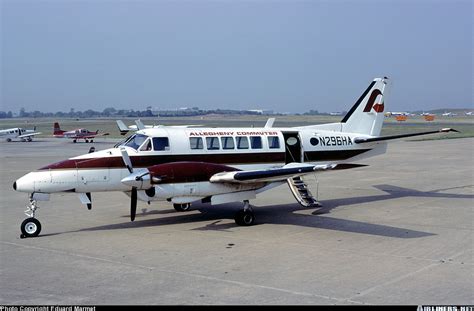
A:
[[1, 0, 472, 113]]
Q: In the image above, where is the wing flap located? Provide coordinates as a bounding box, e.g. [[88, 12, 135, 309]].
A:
[[210, 162, 365, 184]]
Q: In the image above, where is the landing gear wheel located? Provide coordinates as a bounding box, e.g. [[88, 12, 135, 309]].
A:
[[173, 203, 191, 212], [234, 210, 255, 226], [20, 218, 41, 238]]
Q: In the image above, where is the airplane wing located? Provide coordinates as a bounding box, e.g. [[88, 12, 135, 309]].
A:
[[83, 132, 110, 139], [209, 162, 366, 184], [18, 132, 42, 138], [354, 128, 458, 144]]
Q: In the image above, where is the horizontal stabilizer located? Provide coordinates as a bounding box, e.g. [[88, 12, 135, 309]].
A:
[[354, 128, 459, 144]]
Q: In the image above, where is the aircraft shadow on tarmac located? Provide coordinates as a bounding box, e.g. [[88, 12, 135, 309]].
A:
[[72, 184, 472, 239]]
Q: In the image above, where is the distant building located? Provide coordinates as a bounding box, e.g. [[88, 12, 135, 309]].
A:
[[248, 109, 274, 115]]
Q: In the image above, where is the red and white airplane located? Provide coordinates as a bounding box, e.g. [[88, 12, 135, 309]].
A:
[[53, 122, 109, 143], [14, 78, 457, 238]]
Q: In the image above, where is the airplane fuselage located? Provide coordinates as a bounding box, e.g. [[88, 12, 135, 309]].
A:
[[14, 126, 385, 202], [0, 127, 40, 142]]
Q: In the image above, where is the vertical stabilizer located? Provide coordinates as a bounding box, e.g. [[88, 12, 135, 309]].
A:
[[53, 122, 65, 135], [341, 77, 389, 136]]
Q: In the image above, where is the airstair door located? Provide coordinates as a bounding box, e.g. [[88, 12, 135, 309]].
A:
[[283, 132, 302, 164]]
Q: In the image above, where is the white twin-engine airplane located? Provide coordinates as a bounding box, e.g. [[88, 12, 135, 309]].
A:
[[0, 126, 41, 142], [13, 77, 458, 238]]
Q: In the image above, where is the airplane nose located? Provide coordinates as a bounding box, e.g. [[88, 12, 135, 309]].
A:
[[14, 173, 36, 193]]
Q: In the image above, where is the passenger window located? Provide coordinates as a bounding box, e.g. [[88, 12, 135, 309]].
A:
[[206, 137, 220, 150], [152, 137, 170, 151], [268, 136, 280, 149], [140, 138, 153, 151], [189, 137, 203, 150], [236, 136, 249, 149], [221, 137, 235, 149], [250, 136, 262, 149]]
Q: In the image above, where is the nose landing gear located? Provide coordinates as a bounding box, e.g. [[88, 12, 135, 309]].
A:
[[20, 197, 42, 238]]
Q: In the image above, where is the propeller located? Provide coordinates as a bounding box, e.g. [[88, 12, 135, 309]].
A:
[[120, 147, 133, 174], [120, 147, 137, 221], [130, 187, 137, 221]]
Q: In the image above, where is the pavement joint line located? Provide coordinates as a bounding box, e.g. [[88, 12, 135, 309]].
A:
[[346, 249, 470, 301], [1, 241, 364, 304], [347, 261, 441, 301], [259, 237, 473, 267]]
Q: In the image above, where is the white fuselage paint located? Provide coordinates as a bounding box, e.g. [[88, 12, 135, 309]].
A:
[[14, 126, 386, 203]]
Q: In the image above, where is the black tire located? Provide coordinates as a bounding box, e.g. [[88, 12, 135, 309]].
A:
[[85, 139, 89, 143], [90, 140, 94, 143], [73, 140, 77, 143], [234, 210, 255, 226], [6, 138, 11, 142], [20, 218, 42, 238], [173, 203, 191, 212]]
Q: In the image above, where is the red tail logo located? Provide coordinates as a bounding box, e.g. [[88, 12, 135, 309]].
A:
[[363, 89, 384, 113]]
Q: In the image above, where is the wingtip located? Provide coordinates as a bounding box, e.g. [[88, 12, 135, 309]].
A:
[[441, 128, 460, 133]]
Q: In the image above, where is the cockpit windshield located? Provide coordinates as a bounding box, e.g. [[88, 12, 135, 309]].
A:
[[116, 134, 148, 150]]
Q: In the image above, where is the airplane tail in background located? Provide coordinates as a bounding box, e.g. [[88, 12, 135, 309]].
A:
[[53, 122, 65, 136], [340, 77, 390, 136], [116, 120, 130, 135]]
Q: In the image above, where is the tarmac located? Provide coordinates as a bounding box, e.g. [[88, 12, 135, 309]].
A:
[[0, 137, 473, 305]]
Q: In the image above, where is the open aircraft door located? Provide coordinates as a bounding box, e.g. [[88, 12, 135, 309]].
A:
[[282, 131, 302, 164]]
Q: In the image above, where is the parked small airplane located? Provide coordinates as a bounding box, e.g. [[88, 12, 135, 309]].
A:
[[53, 122, 109, 143], [385, 111, 410, 117], [14, 77, 458, 238], [442, 112, 457, 116], [0, 126, 41, 142]]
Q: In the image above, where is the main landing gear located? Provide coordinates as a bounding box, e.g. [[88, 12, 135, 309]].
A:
[[20, 196, 42, 238], [234, 200, 255, 226], [173, 203, 191, 212]]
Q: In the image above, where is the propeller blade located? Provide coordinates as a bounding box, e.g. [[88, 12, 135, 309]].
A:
[[131, 187, 137, 221], [120, 147, 133, 173], [86, 192, 92, 210]]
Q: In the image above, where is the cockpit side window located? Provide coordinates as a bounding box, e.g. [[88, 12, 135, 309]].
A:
[[139, 138, 153, 151], [153, 137, 170, 151], [123, 134, 148, 150]]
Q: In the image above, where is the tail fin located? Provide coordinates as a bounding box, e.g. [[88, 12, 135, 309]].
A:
[[134, 119, 146, 130], [116, 120, 130, 135], [341, 77, 389, 136], [53, 122, 65, 135]]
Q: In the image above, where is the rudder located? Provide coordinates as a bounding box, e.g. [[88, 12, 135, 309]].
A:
[[341, 77, 389, 136]]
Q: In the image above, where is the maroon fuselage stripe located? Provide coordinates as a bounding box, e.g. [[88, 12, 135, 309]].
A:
[[40, 152, 286, 170], [40, 149, 372, 171]]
